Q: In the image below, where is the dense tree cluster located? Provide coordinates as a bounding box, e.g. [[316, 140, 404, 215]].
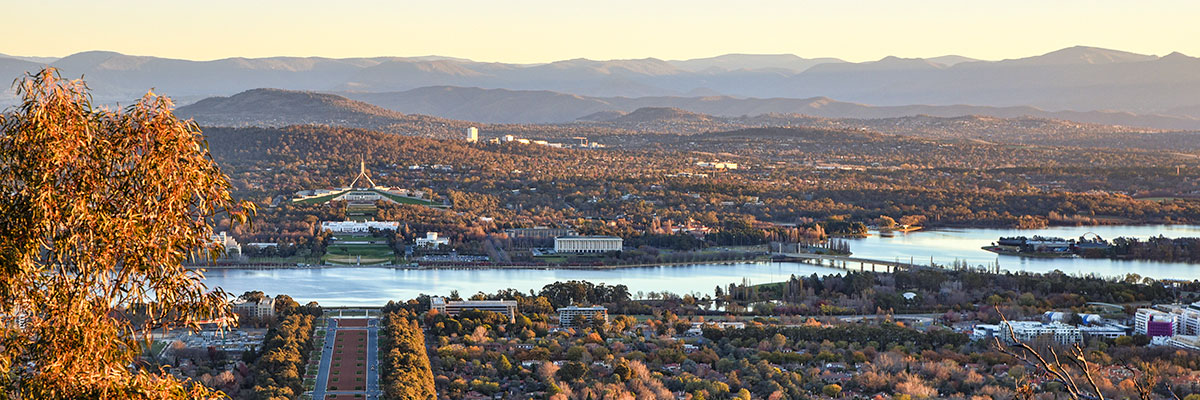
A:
[[1084, 236, 1200, 262], [245, 296, 320, 399], [379, 309, 437, 400]]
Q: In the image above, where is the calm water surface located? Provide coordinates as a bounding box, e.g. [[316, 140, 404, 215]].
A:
[[202, 225, 1200, 306], [202, 262, 842, 306], [849, 224, 1200, 280]]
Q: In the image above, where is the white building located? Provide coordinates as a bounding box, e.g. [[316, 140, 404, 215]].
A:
[[1135, 308, 1176, 336], [558, 306, 609, 328], [415, 232, 450, 248], [1138, 302, 1200, 336], [999, 321, 1083, 345], [431, 296, 518, 322], [1166, 335, 1200, 351], [686, 321, 746, 336], [321, 221, 400, 233], [231, 296, 275, 319], [554, 236, 623, 253], [972, 324, 1002, 341], [212, 232, 241, 255], [467, 126, 479, 143], [1078, 323, 1129, 339], [696, 161, 739, 170]]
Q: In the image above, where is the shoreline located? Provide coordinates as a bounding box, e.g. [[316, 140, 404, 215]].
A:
[[187, 257, 783, 271]]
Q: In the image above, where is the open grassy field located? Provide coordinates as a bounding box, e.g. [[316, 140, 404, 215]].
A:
[[375, 191, 446, 207], [291, 190, 349, 205]]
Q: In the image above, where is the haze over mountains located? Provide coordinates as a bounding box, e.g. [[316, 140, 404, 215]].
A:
[[176, 88, 1200, 154], [5, 46, 1200, 129]]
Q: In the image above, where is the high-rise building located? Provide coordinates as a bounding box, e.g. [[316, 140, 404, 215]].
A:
[[467, 126, 479, 143]]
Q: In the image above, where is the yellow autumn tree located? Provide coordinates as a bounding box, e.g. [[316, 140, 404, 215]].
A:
[[0, 69, 253, 399]]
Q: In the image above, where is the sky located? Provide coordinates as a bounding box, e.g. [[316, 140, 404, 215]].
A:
[[2, 0, 1197, 63]]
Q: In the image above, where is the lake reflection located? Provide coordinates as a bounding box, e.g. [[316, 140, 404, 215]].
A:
[[202, 225, 1200, 306], [849, 224, 1200, 280]]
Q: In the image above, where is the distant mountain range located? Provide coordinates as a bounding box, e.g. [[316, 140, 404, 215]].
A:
[[344, 86, 1200, 130], [176, 89, 1200, 153], [5, 46, 1200, 127]]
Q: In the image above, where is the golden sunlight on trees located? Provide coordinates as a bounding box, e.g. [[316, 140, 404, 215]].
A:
[[0, 69, 253, 399]]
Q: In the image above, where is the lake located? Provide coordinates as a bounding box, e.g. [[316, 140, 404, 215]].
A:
[[201, 262, 842, 307], [848, 224, 1200, 280], [201, 225, 1200, 306]]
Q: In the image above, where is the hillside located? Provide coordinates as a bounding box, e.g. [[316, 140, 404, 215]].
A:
[[608, 107, 714, 123], [177, 89, 477, 138]]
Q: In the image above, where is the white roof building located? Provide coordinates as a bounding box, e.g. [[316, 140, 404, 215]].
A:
[[430, 296, 518, 322], [558, 306, 609, 328], [999, 321, 1083, 345], [415, 232, 450, 248], [321, 221, 400, 233], [554, 236, 623, 253]]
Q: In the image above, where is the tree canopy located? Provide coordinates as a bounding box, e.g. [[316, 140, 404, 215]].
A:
[[0, 69, 252, 398]]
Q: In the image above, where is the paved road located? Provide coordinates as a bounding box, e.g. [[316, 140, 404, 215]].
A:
[[366, 318, 381, 396], [311, 318, 338, 399], [310, 317, 382, 400]]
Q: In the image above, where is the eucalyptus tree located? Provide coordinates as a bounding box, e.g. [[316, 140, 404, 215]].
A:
[[0, 69, 253, 398]]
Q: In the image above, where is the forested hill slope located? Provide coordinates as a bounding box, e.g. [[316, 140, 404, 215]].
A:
[[178, 88, 476, 138]]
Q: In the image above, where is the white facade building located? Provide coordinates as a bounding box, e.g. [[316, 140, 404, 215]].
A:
[[1135, 308, 1175, 335], [231, 297, 275, 319], [431, 296, 518, 322], [212, 232, 241, 255], [1078, 323, 1129, 339], [321, 221, 400, 233], [1139, 302, 1200, 336], [558, 306, 609, 328], [1166, 335, 1200, 351], [467, 126, 479, 143], [999, 321, 1083, 345], [415, 232, 450, 248], [554, 236, 623, 253]]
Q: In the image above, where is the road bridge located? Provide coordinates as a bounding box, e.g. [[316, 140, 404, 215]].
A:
[[775, 252, 932, 273]]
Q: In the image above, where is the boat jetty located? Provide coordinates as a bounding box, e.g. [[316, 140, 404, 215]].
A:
[[983, 234, 1110, 258]]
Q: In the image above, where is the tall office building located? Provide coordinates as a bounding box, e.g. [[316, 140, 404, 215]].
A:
[[467, 126, 479, 143]]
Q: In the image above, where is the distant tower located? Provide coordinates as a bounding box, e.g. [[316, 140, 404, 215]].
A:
[[467, 126, 479, 143]]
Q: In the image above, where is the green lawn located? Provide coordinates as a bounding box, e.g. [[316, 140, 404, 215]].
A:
[[374, 190, 446, 207], [291, 189, 350, 205]]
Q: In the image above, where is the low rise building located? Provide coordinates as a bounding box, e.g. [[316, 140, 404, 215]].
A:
[[321, 220, 400, 233], [415, 232, 450, 248], [430, 297, 518, 322], [505, 227, 577, 240], [1166, 335, 1200, 351], [554, 236, 623, 253], [558, 306, 609, 328], [1078, 323, 1129, 339], [231, 296, 275, 320], [999, 321, 1083, 345]]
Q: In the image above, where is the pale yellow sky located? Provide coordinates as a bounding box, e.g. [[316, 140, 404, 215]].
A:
[[3, 0, 1196, 63]]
